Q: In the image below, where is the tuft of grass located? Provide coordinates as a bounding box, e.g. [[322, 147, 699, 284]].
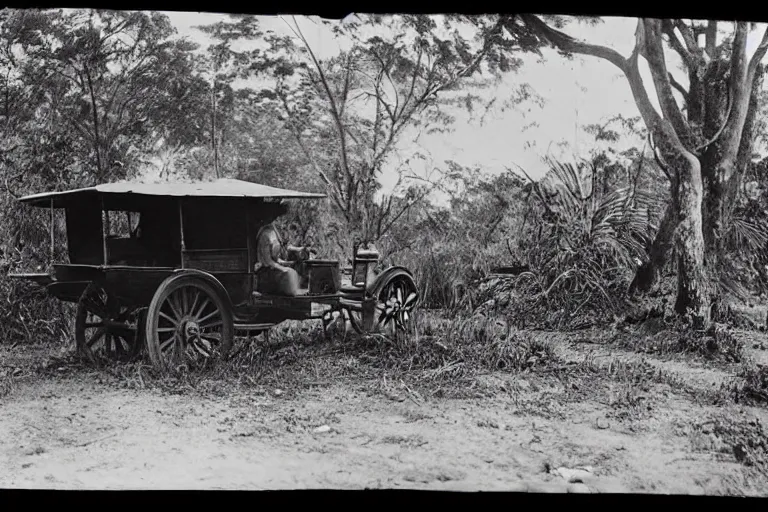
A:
[[378, 313, 561, 382], [723, 361, 768, 406], [614, 322, 746, 364], [690, 415, 768, 474], [0, 373, 14, 398]]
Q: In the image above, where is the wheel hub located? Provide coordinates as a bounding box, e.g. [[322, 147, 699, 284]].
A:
[[183, 320, 200, 341]]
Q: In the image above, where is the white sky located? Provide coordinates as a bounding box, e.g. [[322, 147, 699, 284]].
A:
[[161, 12, 768, 197]]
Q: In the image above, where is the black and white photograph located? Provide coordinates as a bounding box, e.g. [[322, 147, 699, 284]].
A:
[[1, 7, 768, 494]]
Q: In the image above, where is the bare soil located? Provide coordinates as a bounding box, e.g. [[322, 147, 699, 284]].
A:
[[2, 329, 768, 494]]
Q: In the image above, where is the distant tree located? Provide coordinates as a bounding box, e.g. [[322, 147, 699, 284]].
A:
[[196, 14, 547, 247], [14, 9, 205, 183]]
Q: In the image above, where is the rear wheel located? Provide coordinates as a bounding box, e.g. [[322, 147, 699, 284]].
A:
[[144, 275, 234, 370], [75, 283, 143, 364]]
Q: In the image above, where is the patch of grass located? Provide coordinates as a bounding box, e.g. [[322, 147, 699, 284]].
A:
[[690, 415, 768, 474], [17, 312, 564, 400], [723, 361, 768, 405], [565, 356, 680, 419], [613, 322, 746, 364], [571, 352, 683, 389], [0, 372, 15, 398]]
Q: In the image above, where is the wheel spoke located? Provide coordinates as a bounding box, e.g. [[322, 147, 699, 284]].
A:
[[201, 331, 222, 342], [111, 335, 124, 356], [87, 328, 106, 347], [200, 318, 222, 330], [181, 288, 189, 314], [160, 335, 177, 353], [198, 309, 220, 325], [189, 290, 200, 318], [195, 297, 211, 319], [167, 293, 183, 320], [159, 311, 178, 326]]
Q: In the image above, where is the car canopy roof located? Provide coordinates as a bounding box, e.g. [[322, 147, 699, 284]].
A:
[[18, 178, 327, 209]]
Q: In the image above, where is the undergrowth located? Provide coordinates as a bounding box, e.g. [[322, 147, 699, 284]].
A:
[[691, 415, 768, 475], [611, 320, 746, 364], [18, 313, 561, 398], [723, 361, 768, 406]]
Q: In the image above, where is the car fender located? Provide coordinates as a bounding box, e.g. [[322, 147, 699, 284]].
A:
[[368, 266, 418, 300]]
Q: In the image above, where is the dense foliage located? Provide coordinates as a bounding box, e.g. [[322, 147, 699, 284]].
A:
[[1, 9, 767, 345]]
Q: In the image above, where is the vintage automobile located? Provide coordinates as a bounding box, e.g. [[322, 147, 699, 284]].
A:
[[9, 178, 419, 370]]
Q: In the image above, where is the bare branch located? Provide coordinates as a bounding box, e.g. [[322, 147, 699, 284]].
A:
[[668, 72, 689, 99], [275, 87, 343, 212], [337, 53, 353, 119], [648, 133, 673, 184], [518, 14, 628, 72], [730, 22, 750, 87], [674, 20, 701, 58], [695, 88, 732, 153], [641, 20, 690, 139], [624, 24, 665, 132], [521, 15, 668, 135], [716, 22, 755, 172], [398, 45, 422, 119], [748, 26, 768, 79], [705, 20, 717, 58], [661, 20, 694, 68], [283, 16, 354, 187]]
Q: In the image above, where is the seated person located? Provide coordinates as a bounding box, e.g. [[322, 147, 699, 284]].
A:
[[253, 202, 315, 296]]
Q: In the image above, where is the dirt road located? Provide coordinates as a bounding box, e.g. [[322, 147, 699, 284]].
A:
[[2, 355, 767, 494]]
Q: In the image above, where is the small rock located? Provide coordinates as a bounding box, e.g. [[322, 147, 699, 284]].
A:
[[567, 483, 592, 493], [313, 425, 332, 434], [273, 389, 283, 396], [553, 467, 592, 483], [596, 417, 610, 430]]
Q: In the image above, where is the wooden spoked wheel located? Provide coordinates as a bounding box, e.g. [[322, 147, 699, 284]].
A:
[[75, 284, 144, 364], [348, 276, 419, 336], [145, 275, 234, 370]]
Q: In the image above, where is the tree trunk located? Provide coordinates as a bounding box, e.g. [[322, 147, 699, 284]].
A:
[[672, 151, 710, 328], [629, 200, 677, 294], [652, 118, 711, 328], [84, 65, 103, 178]]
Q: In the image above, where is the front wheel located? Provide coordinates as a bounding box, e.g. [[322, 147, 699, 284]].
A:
[[348, 276, 419, 336], [144, 275, 234, 370]]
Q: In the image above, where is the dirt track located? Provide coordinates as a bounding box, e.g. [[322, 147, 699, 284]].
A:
[[2, 336, 768, 494]]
